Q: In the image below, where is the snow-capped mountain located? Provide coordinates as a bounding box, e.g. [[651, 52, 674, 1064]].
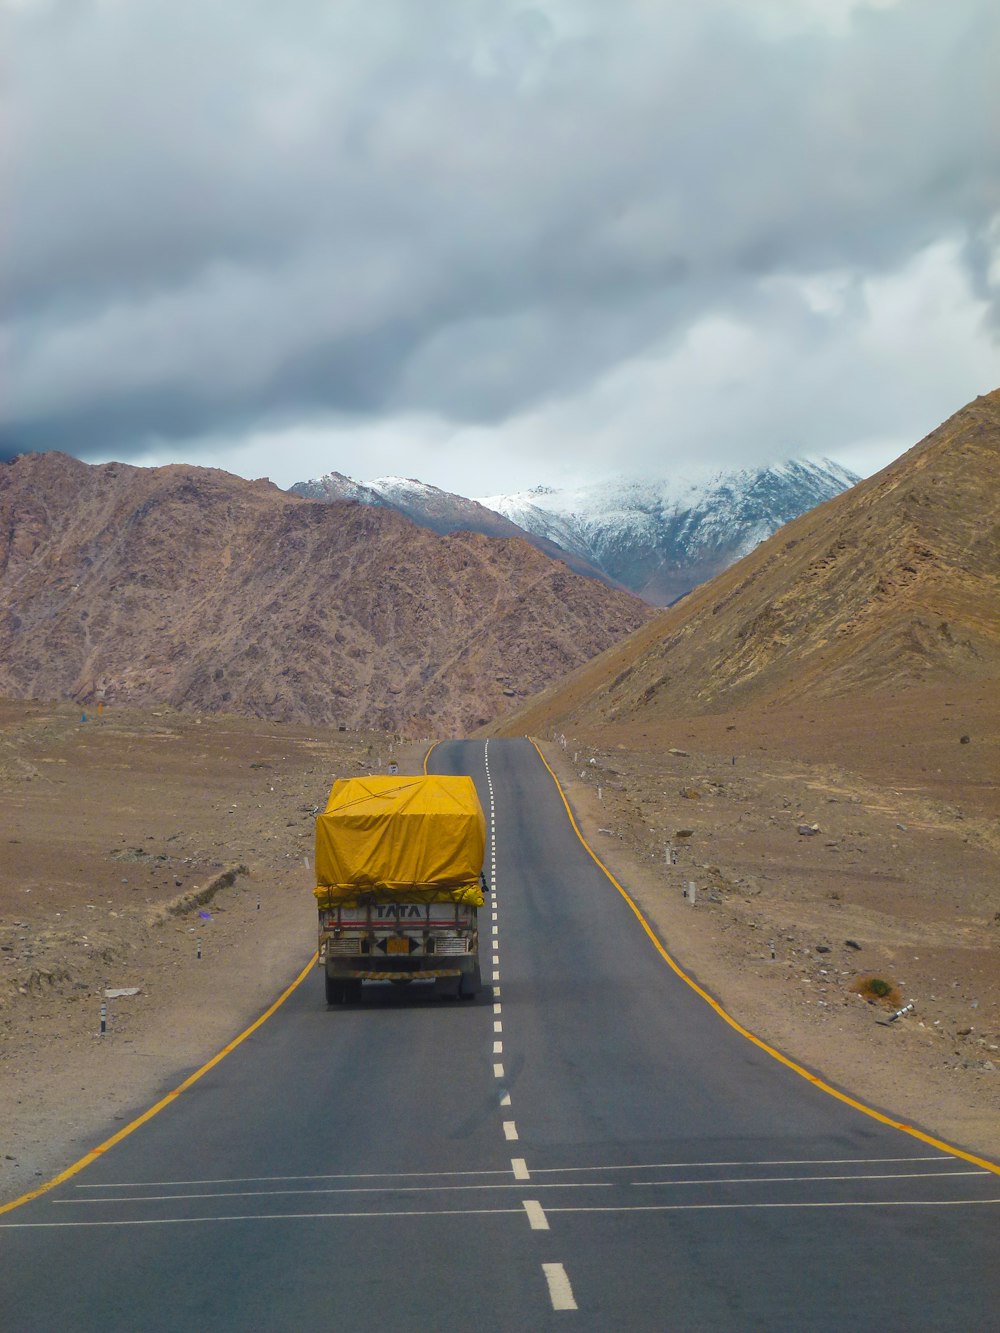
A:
[[291, 461, 859, 606], [292, 471, 389, 509], [477, 461, 859, 604], [290, 472, 622, 588], [293, 472, 521, 537]]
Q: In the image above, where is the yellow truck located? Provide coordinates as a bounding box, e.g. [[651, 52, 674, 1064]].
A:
[[314, 774, 486, 1003]]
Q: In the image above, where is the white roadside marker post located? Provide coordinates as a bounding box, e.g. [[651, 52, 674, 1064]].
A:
[[99, 1002, 107, 1036]]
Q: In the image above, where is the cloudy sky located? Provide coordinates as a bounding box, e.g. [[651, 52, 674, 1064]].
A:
[[3, 0, 998, 495]]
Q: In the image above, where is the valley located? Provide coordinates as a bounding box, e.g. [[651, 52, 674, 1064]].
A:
[[2, 390, 998, 1208], [1, 684, 997, 1213]]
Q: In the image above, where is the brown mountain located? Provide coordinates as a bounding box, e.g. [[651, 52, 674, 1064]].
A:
[[0, 453, 651, 736], [496, 389, 1000, 735], [289, 470, 629, 593]]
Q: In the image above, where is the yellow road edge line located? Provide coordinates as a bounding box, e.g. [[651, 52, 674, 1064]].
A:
[[0, 953, 319, 1217], [528, 738, 1000, 1178], [423, 742, 438, 775]]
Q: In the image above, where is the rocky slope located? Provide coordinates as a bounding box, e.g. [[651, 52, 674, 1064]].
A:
[[290, 472, 622, 590], [0, 454, 651, 736], [495, 390, 1000, 734]]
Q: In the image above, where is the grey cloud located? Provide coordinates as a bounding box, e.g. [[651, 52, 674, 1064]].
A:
[[2, 0, 998, 462]]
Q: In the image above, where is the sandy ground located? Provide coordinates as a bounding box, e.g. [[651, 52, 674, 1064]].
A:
[[2, 689, 997, 1207], [0, 702, 425, 1204], [539, 681, 999, 1163]]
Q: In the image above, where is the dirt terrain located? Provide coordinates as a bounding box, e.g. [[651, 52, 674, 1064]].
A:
[[0, 701, 425, 1203], [538, 679, 999, 1162]]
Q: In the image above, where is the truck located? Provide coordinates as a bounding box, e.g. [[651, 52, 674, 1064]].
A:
[[314, 773, 487, 1003]]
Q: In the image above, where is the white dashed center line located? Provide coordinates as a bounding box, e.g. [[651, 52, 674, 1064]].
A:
[[485, 744, 515, 1155], [542, 1263, 578, 1310], [511, 1158, 530, 1181], [523, 1200, 550, 1231]]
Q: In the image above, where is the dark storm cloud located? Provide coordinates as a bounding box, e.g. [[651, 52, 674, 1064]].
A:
[[2, 0, 998, 462]]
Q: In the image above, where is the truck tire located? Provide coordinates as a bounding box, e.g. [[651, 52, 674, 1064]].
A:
[[343, 979, 363, 1005], [459, 961, 482, 1000], [325, 973, 345, 1005]]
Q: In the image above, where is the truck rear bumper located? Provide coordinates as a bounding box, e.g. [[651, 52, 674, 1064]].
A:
[[330, 967, 464, 980], [324, 957, 476, 981]]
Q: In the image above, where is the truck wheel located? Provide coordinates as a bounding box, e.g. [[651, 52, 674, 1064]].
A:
[[459, 962, 481, 1000], [325, 973, 345, 1005], [343, 979, 363, 1004]]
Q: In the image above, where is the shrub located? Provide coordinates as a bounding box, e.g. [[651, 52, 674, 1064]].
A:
[[851, 974, 901, 1007]]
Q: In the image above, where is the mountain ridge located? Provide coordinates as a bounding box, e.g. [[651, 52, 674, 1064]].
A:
[[290, 471, 625, 591], [293, 459, 858, 605], [490, 390, 1000, 735], [0, 453, 651, 736], [478, 460, 860, 604]]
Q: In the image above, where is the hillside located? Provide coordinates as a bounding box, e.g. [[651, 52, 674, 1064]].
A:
[[289, 472, 626, 591], [497, 390, 1000, 735], [0, 454, 651, 736]]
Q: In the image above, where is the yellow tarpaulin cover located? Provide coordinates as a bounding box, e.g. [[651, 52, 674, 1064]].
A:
[[314, 774, 486, 908]]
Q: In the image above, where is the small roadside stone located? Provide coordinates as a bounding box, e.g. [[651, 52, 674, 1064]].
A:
[[845, 940, 862, 950]]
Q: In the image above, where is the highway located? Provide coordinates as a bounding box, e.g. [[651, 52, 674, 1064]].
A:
[[2, 737, 997, 1330]]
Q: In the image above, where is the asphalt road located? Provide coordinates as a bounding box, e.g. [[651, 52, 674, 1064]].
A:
[[2, 738, 997, 1331]]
